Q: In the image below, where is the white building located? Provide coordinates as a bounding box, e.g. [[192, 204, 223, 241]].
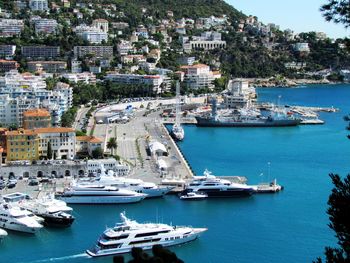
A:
[[92, 19, 109, 33], [105, 73, 164, 93], [29, 0, 49, 11], [86, 158, 130, 176], [117, 40, 133, 56], [34, 19, 58, 34], [36, 127, 76, 160], [0, 19, 24, 37], [60, 72, 96, 84], [0, 70, 72, 126], [293, 43, 310, 53], [181, 64, 217, 90], [0, 45, 16, 58], [81, 31, 108, 44]]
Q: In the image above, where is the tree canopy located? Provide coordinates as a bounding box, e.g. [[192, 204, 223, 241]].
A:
[[321, 0, 350, 27]]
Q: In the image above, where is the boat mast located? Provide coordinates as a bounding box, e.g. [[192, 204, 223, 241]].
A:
[[175, 81, 181, 127]]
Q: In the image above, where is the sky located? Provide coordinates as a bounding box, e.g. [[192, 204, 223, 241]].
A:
[[226, 0, 349, 39]]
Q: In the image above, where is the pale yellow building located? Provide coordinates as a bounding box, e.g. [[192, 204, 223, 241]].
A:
[[5, 129, 39, 161]]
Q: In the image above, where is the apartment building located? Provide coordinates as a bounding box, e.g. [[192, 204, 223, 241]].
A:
[[23, 108, 51, 129], [5, 129, 39, 161], [34, 19, 58, 34], [21, 46, 60, 59], [27, 61, 67, 73], [0, 60, 19, 72], [73, 46, 113, 59], [0, 19, 24, 37], [29, 0, 49, 11]]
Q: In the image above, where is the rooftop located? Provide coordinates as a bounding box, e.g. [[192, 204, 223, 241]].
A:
[[6, 129, 37, 136], [23, 108, 51, 118], [34, 127, 75, 133], [76, 136, 103, 143]]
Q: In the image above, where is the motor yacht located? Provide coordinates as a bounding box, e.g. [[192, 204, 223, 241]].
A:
[[184, 170, 255, 197], [2, 192, 74, 227], [56, 184, 147, 204], [92, 174, 174, 198], [86, 212, 207, 257], [0, 203, 43, 234]]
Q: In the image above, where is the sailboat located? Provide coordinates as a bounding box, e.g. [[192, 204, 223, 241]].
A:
[[171, 81, 185, 141]]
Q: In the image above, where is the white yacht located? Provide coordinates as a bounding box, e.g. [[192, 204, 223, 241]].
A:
[[0, 228, 8, 240], [2, 192, 75, 227], [91, 174, 174, 198], [184, 170, 256, 198], [171, 81, 185, 141], [0, 203, 43, 234], [179, 192, 208, 201], [56, 184, 147, 204], [86, 212, 207, 257]]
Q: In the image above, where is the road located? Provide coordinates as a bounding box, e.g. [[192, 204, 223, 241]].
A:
[[73, 107, 90, 131]]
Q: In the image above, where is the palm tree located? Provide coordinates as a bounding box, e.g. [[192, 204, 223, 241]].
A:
[[107, 137, 117, 156]]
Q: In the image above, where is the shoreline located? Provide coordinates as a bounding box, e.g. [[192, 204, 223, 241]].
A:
[[245, 78, 344, 88]]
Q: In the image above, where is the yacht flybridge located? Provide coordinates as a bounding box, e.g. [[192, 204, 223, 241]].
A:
[[86, 212, 207, 257], [171, 81, 185, 141]]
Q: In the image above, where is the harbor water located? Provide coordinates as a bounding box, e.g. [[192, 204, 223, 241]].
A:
[[1, 84, 350, 263]]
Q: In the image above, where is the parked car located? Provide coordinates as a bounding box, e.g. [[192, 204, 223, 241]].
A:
[[7, 181, 16, 189], [28, 179, 39, 186]]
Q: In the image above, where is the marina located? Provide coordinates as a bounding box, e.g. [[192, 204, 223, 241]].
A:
[[0, 84, 349, 263]]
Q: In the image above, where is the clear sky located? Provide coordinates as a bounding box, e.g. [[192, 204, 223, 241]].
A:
[[226, 0, 349, 39]]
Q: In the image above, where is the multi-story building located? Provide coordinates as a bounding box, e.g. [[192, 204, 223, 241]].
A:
[[73, 46, 113, 59], [34, 19, 58, 34], [117, 41, 133, 56], [0, 70, 71, 126], [105, 73, 164, 93], [0, 19, 24, 37], [36, 127, 76, 160], [23, 108, 51, 129], [5, 129, 39, 161], [293, 43, 310, 53], [0, 60, 19, 72], [27, 61, 67, 73], [0, 45, 16, 58], [76, 136, 103, 157], [15, 1, 28, 10], [81, 31, 108, 44], [29, 0, 49, 11], [21, 46, 60, 59], [180, 64, 216, 90], [87, 158, 130, 176], [182, 31, 226, 53], [92, 19, 109, 33], [55, 82, 73, 108], [60, 72, 96, 84]]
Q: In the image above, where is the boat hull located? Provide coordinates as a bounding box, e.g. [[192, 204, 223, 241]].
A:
[[56, 195, 145, 204], [0, 222, 42, 234], [195, 116, 300, 127], [86, 231, 205, 257], [41, 214, 75, 227], [188, 188, 254, 198]]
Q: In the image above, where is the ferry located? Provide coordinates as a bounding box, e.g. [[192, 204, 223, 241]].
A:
[[86, 212, 207, 257]]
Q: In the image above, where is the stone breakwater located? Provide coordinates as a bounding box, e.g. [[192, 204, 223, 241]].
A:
[[247, 78, 336, 87]]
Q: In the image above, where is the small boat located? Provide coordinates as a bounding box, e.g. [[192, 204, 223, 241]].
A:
[[86, 212, 207, 257], [0, 228, 8, 240], [255, 179, 283, 193], [179, 192, 208, 200]]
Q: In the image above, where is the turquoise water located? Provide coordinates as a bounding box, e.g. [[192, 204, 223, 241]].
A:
[[1, 84, 350, 263]]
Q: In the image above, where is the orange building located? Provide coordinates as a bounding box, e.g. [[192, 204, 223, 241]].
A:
[[23, 108, 51, 129]]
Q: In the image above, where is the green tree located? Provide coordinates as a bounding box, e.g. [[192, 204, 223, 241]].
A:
[[321, 0, 350, 27], [47, 141, 53, 160], [107, 137, 117, 155], [91, 147, 104, 159]]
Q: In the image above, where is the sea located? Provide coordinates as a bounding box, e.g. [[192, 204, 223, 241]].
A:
[[1, 84, 350, 263]]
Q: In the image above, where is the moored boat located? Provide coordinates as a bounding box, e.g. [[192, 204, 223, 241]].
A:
[[86, 212, 207, 257], [179, 192, 208, 200], [56, 185, 147, 204]]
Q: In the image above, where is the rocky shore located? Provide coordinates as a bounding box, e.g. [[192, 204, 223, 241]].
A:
[[246, 78, 337, 87]]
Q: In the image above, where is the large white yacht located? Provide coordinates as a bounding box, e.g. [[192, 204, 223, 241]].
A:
[[2, 192, 75, 227], [91, 173, 174, 198], [56, 184, 147, 204], [86, 212, 207, 257], [184, 170, 256, 197], [0, 203, 43, 234]]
